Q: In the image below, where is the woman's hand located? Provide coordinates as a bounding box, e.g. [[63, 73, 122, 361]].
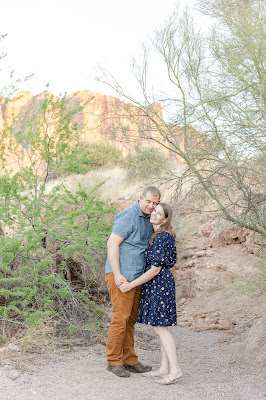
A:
[[119, 281, 132, 293], [114, 273, 127, 288]]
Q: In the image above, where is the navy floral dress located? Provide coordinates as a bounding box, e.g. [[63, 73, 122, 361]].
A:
[[137, 231, 177, 327]]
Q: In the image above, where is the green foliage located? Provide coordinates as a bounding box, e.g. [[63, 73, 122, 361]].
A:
[[0, 93, 116, 342], [0, 92, 83, 180], [0, 183, 115, 340], [58, 142, 123, 176], [0, 33, 33, 98], [124, 146, 171, 181], [99, 0, 266, 236]]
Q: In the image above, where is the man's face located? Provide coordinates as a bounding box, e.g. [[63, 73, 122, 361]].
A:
[[139, 192, 160, 216]]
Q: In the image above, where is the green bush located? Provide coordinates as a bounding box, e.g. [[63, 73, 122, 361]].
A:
[[0, 183, 116, 342], [58, 142, 123, 175], [0, 93, 117, 343], [124, 146, 171, 181]]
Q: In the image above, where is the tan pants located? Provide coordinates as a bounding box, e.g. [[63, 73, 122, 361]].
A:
[[105, 273, 141, 366]]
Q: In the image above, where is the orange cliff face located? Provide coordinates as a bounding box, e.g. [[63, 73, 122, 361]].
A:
[[66, 90, 181, 158], [0, 90, 185, 173]]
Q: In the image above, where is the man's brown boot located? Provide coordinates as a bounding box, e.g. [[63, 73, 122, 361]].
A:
[[107, 364, 131, 377], [124, 362, 152, 373]]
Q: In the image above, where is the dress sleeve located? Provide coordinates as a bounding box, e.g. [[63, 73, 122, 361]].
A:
[[149, 233, 171, 268], [149, 232, 176, 268]]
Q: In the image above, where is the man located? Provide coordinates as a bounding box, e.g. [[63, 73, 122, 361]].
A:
[[105, 186, 161, 377]]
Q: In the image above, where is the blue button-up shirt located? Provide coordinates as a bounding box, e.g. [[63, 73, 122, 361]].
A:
[[105, 200, 154, 281]]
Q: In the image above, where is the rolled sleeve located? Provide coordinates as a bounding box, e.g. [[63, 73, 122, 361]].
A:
[[112, 210, 134, 239]]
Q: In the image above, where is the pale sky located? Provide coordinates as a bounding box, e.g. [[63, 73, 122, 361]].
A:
[[0, 0, 202, 98]]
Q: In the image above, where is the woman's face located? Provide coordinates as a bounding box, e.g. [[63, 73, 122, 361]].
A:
[[150, 205, 166, 226]]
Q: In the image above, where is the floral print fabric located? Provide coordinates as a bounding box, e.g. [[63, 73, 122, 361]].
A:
[[137, 232, 177, 326]]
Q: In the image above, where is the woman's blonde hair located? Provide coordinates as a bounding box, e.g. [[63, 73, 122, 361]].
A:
[[149, 203, 176, 245]]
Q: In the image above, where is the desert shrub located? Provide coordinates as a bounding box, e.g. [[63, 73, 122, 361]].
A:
[[124, 146, 171, 181], [99, 1, 266, 236], [0, 93, 119, 343], [58, 142, 124, 176], [0, 183, 116, 342], [0, 93, 114, 343]]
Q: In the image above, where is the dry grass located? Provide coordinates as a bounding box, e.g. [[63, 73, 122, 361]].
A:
[[3, 162, 188, 213], [45, 167, 140, 200], [44, 164, 188, 203]]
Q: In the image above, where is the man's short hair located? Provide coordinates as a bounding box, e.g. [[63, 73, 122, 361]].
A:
[[142, 186, 161, 199]]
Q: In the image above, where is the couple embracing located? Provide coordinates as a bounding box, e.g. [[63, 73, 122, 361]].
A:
[[105, 186, 183, 385]]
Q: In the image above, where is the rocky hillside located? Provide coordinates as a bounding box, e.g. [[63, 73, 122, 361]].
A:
[[0, 90, 184, 160]]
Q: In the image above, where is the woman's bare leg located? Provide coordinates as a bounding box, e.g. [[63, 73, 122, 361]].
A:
[[158, 337, 169, 373], [152, 326, 182, 383], [142, 328, 169, 377]]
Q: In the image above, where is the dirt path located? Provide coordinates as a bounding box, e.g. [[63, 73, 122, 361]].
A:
[[0, 324, 265, 400]]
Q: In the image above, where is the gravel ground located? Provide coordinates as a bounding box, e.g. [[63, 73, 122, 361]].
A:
[[0, 325, 265, 400]]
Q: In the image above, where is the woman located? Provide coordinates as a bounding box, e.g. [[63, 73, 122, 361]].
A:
[[120, 203, 183, 385]]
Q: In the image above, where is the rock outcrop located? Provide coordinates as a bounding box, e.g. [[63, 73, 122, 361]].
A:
[[0, 90, 184, 165]]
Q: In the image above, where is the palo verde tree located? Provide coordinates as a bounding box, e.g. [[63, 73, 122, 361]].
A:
[[0, 34, 33, 98], [98, 0, 266, 237], [0, 92, 115, 341]]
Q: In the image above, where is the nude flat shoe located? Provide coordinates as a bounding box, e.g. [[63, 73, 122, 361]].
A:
[[155, 373, 183, 385], [142, 370, 168, 378]]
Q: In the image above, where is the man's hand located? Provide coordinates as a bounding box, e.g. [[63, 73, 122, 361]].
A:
[[114, 273, 127, 287], [119, 281, 132, 293]]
